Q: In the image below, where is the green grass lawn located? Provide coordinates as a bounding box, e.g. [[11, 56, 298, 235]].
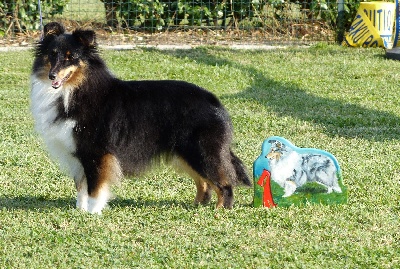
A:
[[0, 45, 399, 268]]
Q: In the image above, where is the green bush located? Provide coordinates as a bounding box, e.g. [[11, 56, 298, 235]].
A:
[[1, 0, 360, 36], [103, 0, 258, 30], [267, 0, 359, 29], [317, 0, 360, 29], [105, 0, 359, 32], [0, 0, 69, 33], [117, 0, 167, 30]]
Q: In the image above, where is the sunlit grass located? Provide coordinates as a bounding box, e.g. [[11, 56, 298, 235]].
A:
[[0, 45, 399, 268]]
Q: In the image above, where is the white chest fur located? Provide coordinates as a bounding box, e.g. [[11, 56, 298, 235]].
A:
[[31, 75, 84, 180]]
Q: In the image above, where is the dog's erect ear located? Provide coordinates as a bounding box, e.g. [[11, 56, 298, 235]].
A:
[[73, 29, 97, 49], [43, 22, 65, 38]]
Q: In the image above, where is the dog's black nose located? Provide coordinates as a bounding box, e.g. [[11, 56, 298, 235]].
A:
[[49, 73, 56, 80]]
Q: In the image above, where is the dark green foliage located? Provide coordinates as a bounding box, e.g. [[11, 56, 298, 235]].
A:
[[102, 0, 361, 31], [1, 0, 361, 36], [0, 0, 69, 33], [104, 0, 256, 30]]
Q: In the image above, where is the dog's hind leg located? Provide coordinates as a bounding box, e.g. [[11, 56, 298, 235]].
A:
[[83, 154, 122, 214], [211, 147, 241, 209], [194, 169, 234, 209], [172, 157, 212, 205], [211, 180, 234, 209], [175, 127, 240, 208], [197, 151, 235, 209], [194, 179, 213, 205], [174, 152, 234, 208], [206, 150, 251, 208]]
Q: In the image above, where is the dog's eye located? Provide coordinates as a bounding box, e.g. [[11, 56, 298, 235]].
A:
[[65, 51, 74, 60]]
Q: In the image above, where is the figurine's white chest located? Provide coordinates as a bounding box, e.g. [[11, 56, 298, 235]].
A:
[[269, 151, 301, 186], [31, 75, 83, 179]]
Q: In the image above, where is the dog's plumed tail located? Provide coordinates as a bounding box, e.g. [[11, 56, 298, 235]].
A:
[[230, 150, 252, 187]]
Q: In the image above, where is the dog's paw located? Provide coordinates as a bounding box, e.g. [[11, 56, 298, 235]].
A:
[[87, 195, 110, 215], [76, 200, 88, 212], [76, 193, 88, 211]]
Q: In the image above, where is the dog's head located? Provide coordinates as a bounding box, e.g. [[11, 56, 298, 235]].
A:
[[34, 22, 98, 89], [266, 140, 286, 161], [267, 150, 282, 161]]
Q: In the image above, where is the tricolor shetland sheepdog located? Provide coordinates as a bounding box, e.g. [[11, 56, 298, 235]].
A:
[[30, 22, 251, 214]]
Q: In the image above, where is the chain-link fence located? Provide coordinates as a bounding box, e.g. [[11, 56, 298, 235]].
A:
[[0, 0, 357, 46]]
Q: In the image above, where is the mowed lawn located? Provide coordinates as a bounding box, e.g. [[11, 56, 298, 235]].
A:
[[0, 45, 399, 268]]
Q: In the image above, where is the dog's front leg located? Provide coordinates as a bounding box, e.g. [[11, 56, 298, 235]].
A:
[[83, 154, 121, 214], [75, 177, 89, 211], [87, 186, 111, 214]]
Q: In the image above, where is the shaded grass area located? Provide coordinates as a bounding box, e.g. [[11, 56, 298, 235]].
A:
[[0, 45, 399, 268]]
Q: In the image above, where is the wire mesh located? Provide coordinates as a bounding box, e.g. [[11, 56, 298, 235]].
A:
[[0, 0, 341, 46]]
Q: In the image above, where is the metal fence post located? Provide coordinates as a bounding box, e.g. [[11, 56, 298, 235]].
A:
[[337, 0, 345, 43]]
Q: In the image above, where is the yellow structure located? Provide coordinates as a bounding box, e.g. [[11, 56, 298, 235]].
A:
[[343, 2, 395, 48]]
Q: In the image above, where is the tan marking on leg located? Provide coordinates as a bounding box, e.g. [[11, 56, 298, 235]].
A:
[[211, 164, 235, 209], [172, 157, 213, 205], [212, 186, 224, 209], [91, 153, 122, 198], [194, 179, 212, 205], [87, 154, 122, 214], [214, 165, 231, 208]]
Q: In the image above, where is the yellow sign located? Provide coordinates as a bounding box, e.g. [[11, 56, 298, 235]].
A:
[[343, 2, 395, 48]]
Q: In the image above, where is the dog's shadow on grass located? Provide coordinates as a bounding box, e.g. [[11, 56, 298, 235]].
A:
[[0, 195, 76, 211], [109, 197, 253, 210], [108, 197, 198, 210], [0, 195, 207, 212], [152, 47, 400, 141]]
